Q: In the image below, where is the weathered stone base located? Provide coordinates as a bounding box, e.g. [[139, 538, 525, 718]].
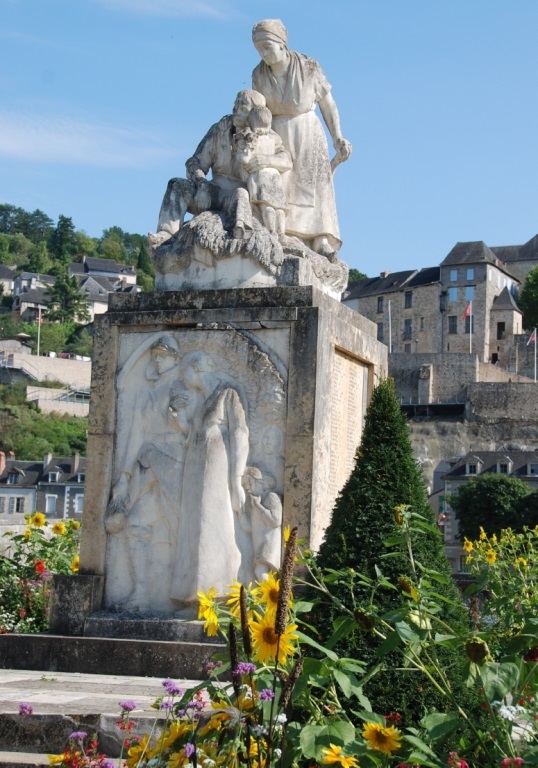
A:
[[0, 634, 222, 679]]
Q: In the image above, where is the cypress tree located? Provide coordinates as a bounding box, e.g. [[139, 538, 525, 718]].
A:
[[313, 378, 479, 727]]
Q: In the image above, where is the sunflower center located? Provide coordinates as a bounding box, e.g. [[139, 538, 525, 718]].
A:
[[269, 588, 279, 603], [262, 626, 278, 645]]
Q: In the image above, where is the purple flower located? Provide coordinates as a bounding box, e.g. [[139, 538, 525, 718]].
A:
[[184, 743, 195, 758], [162, 678, 184, 696], [259, 688, 275, 701], [186, 700, 203, 710], [234, 661, 257, 676], [101, 761, 115, 768], [119, 700, 137, 712], [160, 699, 173, 710], [18, 702, 33, 716], [68, 731, 87, 741], [40, 570, 53, 582]]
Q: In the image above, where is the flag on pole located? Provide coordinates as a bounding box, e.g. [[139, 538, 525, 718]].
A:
[[462, 302, 472, 321], [527, 329, 537, 346], [386, 301, 391, 322]]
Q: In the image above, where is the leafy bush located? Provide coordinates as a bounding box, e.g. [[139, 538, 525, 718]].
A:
[[0, 514, 80, 632]]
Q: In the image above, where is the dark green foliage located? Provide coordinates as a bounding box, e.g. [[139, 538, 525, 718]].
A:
[[0, 393, 87, 459], [0, 204, 54, 242], [449, 474, 533, 540], [46, 269, 91, 323], [519, 265, 538, 331], [313, 379, 479, 727], [47, 215, 78, 265], [347, 268, 368, 283]]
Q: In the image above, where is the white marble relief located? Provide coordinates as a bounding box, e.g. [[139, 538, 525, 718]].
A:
[[104, 329, 286, 613]]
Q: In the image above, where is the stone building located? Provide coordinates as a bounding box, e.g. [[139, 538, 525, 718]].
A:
[[437, 450, 538, 573], [0, 451, 86, 526]]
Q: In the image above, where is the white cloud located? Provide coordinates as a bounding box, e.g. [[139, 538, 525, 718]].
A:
[[93, 0, 228, 19], [0, 111, 174, 168]]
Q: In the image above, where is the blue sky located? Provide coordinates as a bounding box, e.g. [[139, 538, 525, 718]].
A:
[[1, 0, 537, 276]]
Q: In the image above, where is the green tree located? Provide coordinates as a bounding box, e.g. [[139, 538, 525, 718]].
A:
[[348, 268, 367, 283], [519, 265, 538, 331], [0, 401, 87, 459], [24, 241, 52, 274], [48, 215, 77, 266], [100, 236, 125, 262], [136, 240, 154, 291], [0, 234, 11, 264], [65, 326, 93, 357], [46, 270, 90, 324], [313, 378, 479, 726], [449, 474, 532, 540], [73, 231, 99, 261]]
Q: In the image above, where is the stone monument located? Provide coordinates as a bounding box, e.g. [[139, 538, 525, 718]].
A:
[[39, 20, 387, 671]]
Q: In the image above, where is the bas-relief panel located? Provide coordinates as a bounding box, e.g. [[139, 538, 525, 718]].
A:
[[104, 327, 287, 615], [329, 349, 369, 502]]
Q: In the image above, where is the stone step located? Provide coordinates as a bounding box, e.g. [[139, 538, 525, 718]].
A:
[[0, 669, 203, 757], [0, 633, 224, 679], [0, 751, 52, 768]]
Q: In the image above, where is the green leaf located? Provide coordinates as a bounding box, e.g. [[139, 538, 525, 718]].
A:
[[395, 620, 421, 643], [326, 616, 359, 650], [420, 712, 464, 741], [296, 631, 338, 662], [479, 662, 520, 701], [350, 710, 385, 725], [299, 720, 356, 759], [404, 735, 443, 763], [376, 630, 402, 656], [293, 600, 314, 614]]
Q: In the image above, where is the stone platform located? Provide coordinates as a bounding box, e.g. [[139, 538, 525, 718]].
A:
[[0, 668, 203, 761]]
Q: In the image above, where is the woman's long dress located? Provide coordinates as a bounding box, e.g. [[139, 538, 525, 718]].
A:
[[252, 52, 341, 249]]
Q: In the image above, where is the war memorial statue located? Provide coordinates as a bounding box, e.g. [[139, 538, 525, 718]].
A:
[[45, 21, 386, 645]]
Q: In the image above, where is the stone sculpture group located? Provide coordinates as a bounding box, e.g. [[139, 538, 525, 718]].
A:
[[149, 19, 352, 294], [104, 20, 353, 615]]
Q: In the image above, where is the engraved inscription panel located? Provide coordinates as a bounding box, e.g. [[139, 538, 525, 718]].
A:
[[329, 349, 368, 501]]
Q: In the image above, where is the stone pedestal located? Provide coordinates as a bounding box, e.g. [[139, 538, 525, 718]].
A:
[[48, 285, 386, 649]]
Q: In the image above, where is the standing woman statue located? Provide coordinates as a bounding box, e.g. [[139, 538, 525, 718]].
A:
[[252, 19, 352, 260]]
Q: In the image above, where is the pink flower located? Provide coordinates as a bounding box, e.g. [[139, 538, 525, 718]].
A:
[[18, 702, 33, 716]]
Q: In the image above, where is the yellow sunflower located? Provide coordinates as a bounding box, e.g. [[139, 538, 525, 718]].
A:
[[479, 526, 487, 541], [126, 735, 153, 768], [70, 520, 81, 530], [250, 611, 298, 665], [515, 557, 528, 569], [23, 528, 32, 540], [197, 587, 219, 636], [283, 525, 291, 543], [225, 580, 259, 619], [462, 538, 473, 553], [48, 755, 64, 766], [485, 549, 497, 564], [70, 555, 80, 573], [321, 743, 359, 768], [257, 572, 282, 615], [362, 723, 402, 755], [158, 720, 190, 751], [52, 521, 66, 535], [31, 512, 47, 527]]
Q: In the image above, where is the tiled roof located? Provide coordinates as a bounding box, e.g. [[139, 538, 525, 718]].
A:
[[0, 265, 16, 280], [491, 287, 521, 312], [345, 270, 417, 300], [443, 451, 538, 480], [441, 241, 519, 279]]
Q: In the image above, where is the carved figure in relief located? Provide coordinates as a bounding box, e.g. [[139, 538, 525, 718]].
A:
[[106, 335, 187, 612], [171, 351, 250, 604], [152, 90, 290, 244], [234, 105, 289, 240], [252, 19, 352, 259], [241, 465, 282, 581]]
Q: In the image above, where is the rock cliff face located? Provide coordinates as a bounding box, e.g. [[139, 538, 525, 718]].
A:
[[409, 418, 538, 492]]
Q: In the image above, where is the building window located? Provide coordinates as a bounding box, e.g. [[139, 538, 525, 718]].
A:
[[377, 322, 384, 342], [467, 463, 477, 475], [528, 463, 538, 475], [377, 296, 384, 313], [448, 287, 458, 302], [448, 316, 457, 334], [0, 498, 4, 513], [420, 316, 425, 331], [77, 473, 85, 483], [403, 318, 412, 340], [8, 497, 25, 514], [464, 315, 475, 334], [404, 343, 411, 354], [459, 555, 470, 573], [7, 473, 18, 485], [465, 286, 475, 301], [450, 269, 458, 282], [466, 268, 475, 280], [75, 494, 84, 514], [498, 463, 508, 474], [404, 291, 413, 309], [45, 495, 57, 514], [48, 472, 59, 482], [497, 322, 505, 340]]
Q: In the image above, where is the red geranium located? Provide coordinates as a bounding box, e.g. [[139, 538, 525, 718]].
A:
[[34, 559, 46, 574]]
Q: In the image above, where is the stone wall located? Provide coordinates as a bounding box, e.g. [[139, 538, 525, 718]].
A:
[[7, 353, 91, 389], [390, 353, 477, 403], [466, 382, 538, 422]]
